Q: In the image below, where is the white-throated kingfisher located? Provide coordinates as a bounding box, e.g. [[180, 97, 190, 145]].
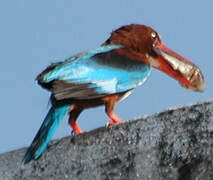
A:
[[23, 24, 205, 164]]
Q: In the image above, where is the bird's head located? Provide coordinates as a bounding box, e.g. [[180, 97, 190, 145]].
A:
[[104, 24, 205, 92]]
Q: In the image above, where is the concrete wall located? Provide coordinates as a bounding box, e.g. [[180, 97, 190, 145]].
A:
[[0, 100, 213, 180]]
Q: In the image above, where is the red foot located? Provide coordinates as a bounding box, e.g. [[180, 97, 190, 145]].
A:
[[106, 112, 123, 126], [107, 118, 123, 125], [70, 120, 83, 134]]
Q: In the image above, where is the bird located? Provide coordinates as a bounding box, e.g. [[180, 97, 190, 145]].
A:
[[22, 24, 205, 164]]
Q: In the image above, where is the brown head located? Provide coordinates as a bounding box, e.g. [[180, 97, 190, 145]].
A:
[[104, 24, 205, 92]]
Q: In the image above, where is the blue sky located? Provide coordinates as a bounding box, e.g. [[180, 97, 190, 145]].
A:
[[0, 0, 212, 153]]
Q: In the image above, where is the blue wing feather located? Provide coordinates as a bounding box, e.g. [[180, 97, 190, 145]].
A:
[[39, 45, 151, 99]]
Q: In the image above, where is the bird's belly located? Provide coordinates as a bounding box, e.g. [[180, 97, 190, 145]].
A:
[[71, 90, 132, 109]]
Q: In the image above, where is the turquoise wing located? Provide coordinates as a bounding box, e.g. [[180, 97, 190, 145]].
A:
[[37, 45, 151, 100]]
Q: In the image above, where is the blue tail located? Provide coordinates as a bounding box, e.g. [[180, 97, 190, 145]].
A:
[[22, 104, 70, 164]]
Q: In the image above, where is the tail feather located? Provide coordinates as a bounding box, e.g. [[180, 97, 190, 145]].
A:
[[22, 104, 70, 164]]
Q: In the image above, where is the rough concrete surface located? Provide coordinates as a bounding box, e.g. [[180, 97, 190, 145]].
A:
[[0, 100, 213, 180]]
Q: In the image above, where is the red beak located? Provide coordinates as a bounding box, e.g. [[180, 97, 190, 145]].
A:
[[151, 43, 205, 91]]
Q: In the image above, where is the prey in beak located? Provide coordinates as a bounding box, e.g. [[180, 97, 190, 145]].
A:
[[151, 42, 205, 91]]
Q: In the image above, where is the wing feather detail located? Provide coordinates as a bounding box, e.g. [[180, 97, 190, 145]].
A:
[[37, 45, 151, 100]]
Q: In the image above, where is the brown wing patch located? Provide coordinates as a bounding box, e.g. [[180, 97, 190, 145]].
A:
[[52, 80, 106, 100]]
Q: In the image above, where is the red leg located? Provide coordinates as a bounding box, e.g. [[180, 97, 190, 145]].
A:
[[69, 107, 83, 134], [107, 111, 123, 125], [105, 99, 123, 126]]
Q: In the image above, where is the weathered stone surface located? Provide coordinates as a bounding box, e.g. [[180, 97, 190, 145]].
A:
[[0, 100, 213, 180]]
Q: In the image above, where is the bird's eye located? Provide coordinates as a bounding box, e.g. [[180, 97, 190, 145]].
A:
[[151, 32, 157, 39]]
